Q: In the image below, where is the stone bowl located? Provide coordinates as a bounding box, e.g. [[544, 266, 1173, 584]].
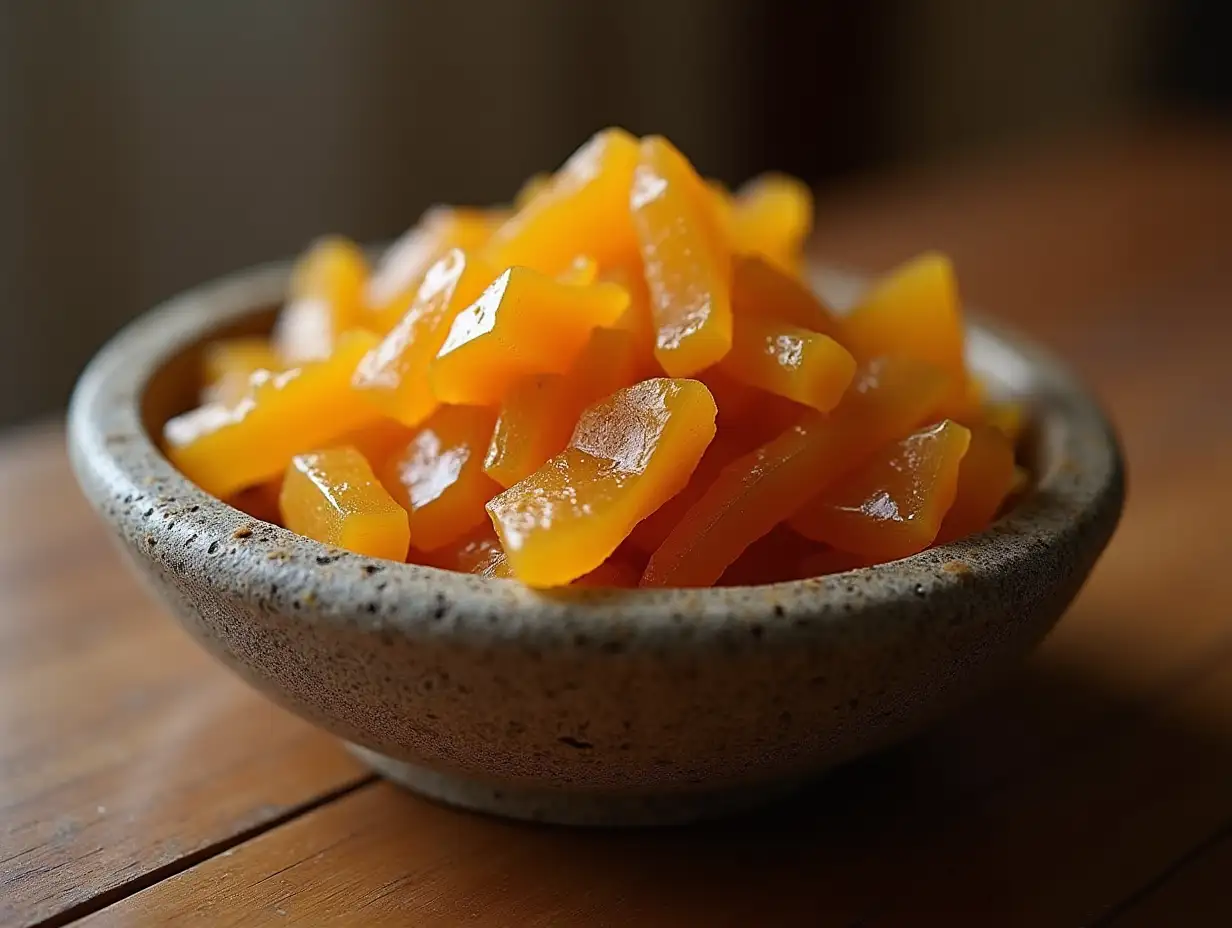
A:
[[67, 260, 1124, 827]]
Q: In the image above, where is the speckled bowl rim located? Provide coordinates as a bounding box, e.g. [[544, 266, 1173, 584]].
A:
[[68, 259, 1124, 649]]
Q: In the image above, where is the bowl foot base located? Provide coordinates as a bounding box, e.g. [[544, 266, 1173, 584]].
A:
[[346, 742, 807, 828]]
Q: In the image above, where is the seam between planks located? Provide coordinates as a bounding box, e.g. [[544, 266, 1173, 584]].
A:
[[1088, 817, 1232, 927], [31, 774, 379, 928]]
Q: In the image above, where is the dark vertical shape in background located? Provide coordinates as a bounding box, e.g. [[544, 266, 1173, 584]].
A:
[[1152, 0, 1232, 111], [745, 1, 894, 185]]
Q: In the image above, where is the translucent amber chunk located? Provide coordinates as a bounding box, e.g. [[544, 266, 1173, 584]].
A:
[[936, 424, 1016, 544], [790, 420, 972, 560], [731, 174, 813, 275], [842, 253, 967, 405], [796, 545, 869, 578], [201, 337, 281, 407], [598, 263, 660, 379], [376, 405, 501, 552], [487, 378, 717, 588], [697, 367, 757, 427], [514, 172, 552, 210], [479, 542, 644, 587], [366, 208, 505, 334], [484, 327, 641, 488], [700, 363, 808, 449], [416, 522, 506, 574], [631, 136, 733, 377], [983, 400, 1026, 444], [707, 179, 736, 242], [273, 237, 369, 364], [429, 267, 629, 406], [333, 419, 416, 472], [626, 430, 755, 556], [713, 527, 812, 586], [486, 128, 641, 275], [165, 330, 382, 499], [641, 358, 949, 588], [718, 311, 855, 412], [558, 255, 599, 286], [279, 447, 409, 561], [352, 249, 498, 427], [732, 254, 842, 332], [572, 557, 642, 588], [228, 478, 283, 525]]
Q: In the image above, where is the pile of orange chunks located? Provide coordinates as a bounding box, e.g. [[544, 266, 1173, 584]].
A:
[[164, 128, 1029, 590]]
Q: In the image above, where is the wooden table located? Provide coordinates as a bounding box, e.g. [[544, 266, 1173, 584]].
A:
[[4, 125, 1232, 926]]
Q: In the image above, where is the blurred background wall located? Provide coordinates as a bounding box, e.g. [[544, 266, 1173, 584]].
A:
[[0, 0, 1225, 427]]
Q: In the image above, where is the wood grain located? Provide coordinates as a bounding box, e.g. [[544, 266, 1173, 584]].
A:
[[63, 125, 1232, 926], [0, 425, 371, 928]]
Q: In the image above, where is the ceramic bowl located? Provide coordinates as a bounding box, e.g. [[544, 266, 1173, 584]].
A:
[[67, 261, 1124, 826]]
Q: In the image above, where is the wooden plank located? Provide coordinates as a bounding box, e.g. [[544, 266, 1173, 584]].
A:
[[71, 447, 1232, 928], [71, 127, 1232, 926], [0, 426, 370, 928]]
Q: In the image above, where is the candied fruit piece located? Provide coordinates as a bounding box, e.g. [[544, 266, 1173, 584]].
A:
[[731, 174, 813, 275], [790, 420, 973, 560], [228, 478, 283, 525], [273, 237, 369, 364], [707, 179, 736, 242], [641, 357, 949, 588], [718, 311, 855, 412], [599, 262, 660, 378], [486, 128, 641, 275], [626, 429, 755, 556], [352, 248, 498, 428], [718, 258, 855, 423], [558, 255, 599, 286], [983, 399, 1026, 444], [366, 208, 505, 334], [698, 367, 758, 426], [279, 447, 409, 561], [796, 546, 869, 579], [332, 419, 416, 472], [477, 548, 642, 587], [731, 254, 842, 332], [716, 526, 816, 587], [572, 557, 642, 588], [201, 336, 281, 407], [416, 522, 506, 574], [376, 404, 501, 552], [165, 330, 382, 499], [700, 362, 808, 447], [729, 394, 810, 450], [478, 553, 516, 580], [935, 424, 1016, 544], [514, 172, 552, 210], [429, 267, 629, 406], [487, 378, 717, 588], [450, 524, 506, 574], [842, 253, 967, 407], [484, 327, 641, 488], [631, 136, 733, 377]]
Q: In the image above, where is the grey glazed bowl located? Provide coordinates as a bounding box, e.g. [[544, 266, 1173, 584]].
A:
[[67, 261, 1123, 827]]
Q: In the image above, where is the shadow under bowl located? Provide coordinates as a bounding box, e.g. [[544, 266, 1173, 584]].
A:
[[67, 261, 1124, 826]]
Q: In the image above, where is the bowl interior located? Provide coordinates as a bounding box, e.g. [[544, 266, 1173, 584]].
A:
[[139, 269, 1051, 534], [68, 259, 1123, 649]]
